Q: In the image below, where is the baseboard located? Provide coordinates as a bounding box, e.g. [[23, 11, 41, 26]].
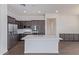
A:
[[60, 40, 79, 42], [24, 51, 59, 54], [0, 49, 8, 55]]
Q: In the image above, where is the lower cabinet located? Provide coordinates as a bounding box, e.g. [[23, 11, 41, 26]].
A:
[[19, 34, 27, 40], [59, 34, 79, 41], [8, 33, 12, 50], [8, 33, 18, 50]]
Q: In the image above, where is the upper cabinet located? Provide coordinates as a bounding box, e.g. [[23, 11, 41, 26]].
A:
[[17, 20, 45, 34], [32, 20, 45, 34], [17, 21, 32, 29], [8, 16, 17, 24]]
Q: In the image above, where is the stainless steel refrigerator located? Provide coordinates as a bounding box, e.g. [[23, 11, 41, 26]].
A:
[[8, 23, 18, 50]]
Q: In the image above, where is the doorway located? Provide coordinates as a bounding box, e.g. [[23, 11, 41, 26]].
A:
[[46, 18, 56, 35]]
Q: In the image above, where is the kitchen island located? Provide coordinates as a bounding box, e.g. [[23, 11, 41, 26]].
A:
[[22, 35, 61, 53]]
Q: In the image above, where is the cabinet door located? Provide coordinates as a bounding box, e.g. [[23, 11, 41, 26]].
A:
[[69, 34, 74, 40], [8, 33, 13, 50], [8, 16, 15, 24], [39, 20, 45, 34], [13, 34, 18, 45], [59, 34, 64, 40], [74, 34, 79, 40], [32, 20, 45, 34], [7, 33, 11, 50]]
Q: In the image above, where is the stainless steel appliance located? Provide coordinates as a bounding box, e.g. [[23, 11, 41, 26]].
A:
[[32, 25, 39, 34], [8, 24, 18, 50]]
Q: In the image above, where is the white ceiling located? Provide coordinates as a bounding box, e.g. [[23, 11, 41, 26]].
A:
[[7, 4, 79, 16]]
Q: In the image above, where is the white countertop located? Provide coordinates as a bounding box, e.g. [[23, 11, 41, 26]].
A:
[[17, 28, 32, 34], [22, 35, 62, 40]]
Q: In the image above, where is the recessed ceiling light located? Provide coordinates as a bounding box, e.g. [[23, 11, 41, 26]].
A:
[[24, 10, 26, 13], [38, 11, 41, 13], [56, 10, 58, 13]]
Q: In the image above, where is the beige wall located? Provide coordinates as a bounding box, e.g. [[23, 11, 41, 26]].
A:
[[45, 13, 79, 37], [45, 14, 79, 37], [58, 14, 79, 33]]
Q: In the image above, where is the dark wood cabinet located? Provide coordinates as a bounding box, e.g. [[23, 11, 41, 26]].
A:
[[32, 20, 45, 34], [8, 16, 16, 24], [17, 20, 45, 35], [59, 34, 79, 41], [17, 21, 32, 29]]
